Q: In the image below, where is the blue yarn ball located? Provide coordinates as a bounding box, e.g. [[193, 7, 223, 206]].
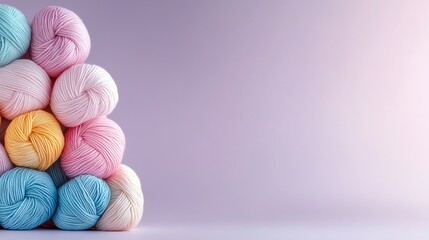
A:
[[0, 167, 57, 230], [0, 4, 31, 67], [53, 175, 111, 230], [46, 160, 69, 188]]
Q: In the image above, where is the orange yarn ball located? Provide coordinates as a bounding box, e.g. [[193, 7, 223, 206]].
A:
[[5, 110, 64, 170]]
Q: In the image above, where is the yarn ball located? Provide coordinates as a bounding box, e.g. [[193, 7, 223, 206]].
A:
[[96, 164, 144, 231], [5, 110, 64, 171], [0, 59, 51, 120], [50, 64, 118, 127], [46, 159, 69, 188], [0, 118, 10, 144], [0, 167, 57, 230], [0, 143, 12, 176], [61, 117, 125, 179], [31, 6, 91, 77], [53, 175, 111, 230], [0, 4, 31, 67], [0, 114, 9, 175]]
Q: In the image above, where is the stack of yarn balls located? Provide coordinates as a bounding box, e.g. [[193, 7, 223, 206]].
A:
[[0, 4, 144, 231]]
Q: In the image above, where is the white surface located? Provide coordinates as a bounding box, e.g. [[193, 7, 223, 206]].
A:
[[3, 222, 429, 240]]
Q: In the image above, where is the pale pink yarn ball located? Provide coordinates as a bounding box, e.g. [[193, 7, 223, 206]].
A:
[[0, 143, 12, 176], [61, 117, 125, 179], [96, 164, 144, 231], [31, 6, 91, 77], [0, 59, 51, 120], [50, 64, 119, 128]]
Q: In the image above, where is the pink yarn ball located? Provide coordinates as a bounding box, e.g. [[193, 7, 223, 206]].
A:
[[50, 64, 119, 128], [61, 117, 125, 179], [0, 59, 51, 120], [30, 6, 91, 77], [96, 164, 144, 231], [0, 143, 12, 176]]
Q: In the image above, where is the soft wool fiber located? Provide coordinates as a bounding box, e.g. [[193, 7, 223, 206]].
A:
[[0, 143, 12, 176], [53, 175, 110, 230], [0, 59, 51, 120], [61, 117, 125, 179], [31, 6, 91, 77], [97, 164, 144, 231], [0, 3, 144, 232], [0, 4, 31, 67], [5, 110, 64, 171], [46, 159, 69, 188], [51, 64, 118, 127], [0, 114, 10, 174], [0, 168, 57, 230], [0, 118, 10, 144]]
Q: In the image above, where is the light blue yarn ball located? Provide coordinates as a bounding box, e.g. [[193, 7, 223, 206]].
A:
[[0, 167, 57, 230], [0, 4, 31, 67], [46, 160, 69, 188], [53, 175, 111, 230]]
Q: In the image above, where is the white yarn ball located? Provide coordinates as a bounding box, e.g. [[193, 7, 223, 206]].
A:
[[96, 164, 143, 231], [50, 64, 118, 127]]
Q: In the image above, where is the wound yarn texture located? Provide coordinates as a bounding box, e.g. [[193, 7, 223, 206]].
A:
[[30, 6, 91, 77], [53, 174, 110, 230], [0, 4, 31, 67], [61, 117, 125, 179], [50, 63, 119, 127], [96, 164, 144, 231], [0, 4, 143, 231], [5, 110, 64, 171], [0, 59, 51, 120], [0, 167, 57, 230]]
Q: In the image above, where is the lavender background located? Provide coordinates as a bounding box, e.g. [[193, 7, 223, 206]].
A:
[[5, 0, 429, 238]]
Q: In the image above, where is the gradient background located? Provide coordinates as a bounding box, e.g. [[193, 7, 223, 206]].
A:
[[4, 0, 429, 239]]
